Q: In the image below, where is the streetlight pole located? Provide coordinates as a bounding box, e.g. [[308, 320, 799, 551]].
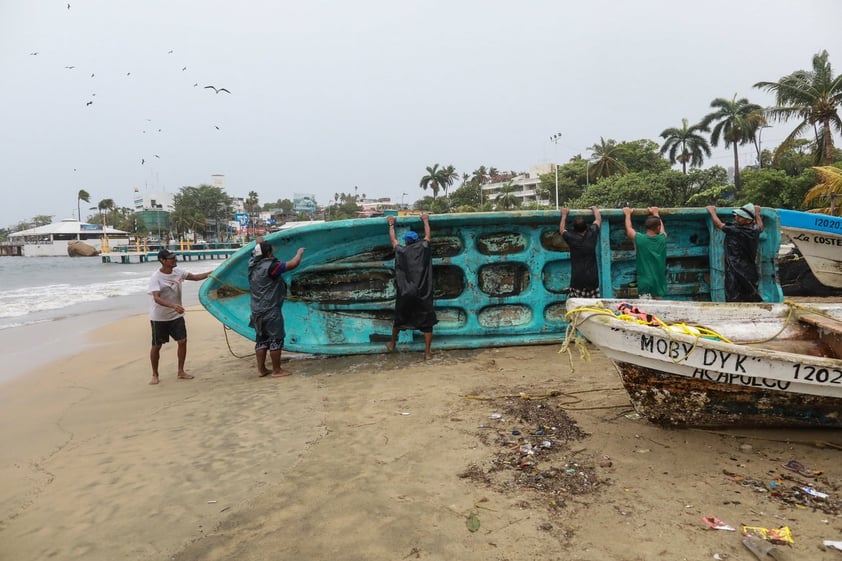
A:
[[550, 133, 562, 210]]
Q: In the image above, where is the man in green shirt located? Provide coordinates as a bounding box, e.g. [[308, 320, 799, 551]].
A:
[[623, 206, 668, 298]]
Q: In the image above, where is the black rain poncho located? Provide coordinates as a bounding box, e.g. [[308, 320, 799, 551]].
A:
[[393, 240, 438, 332]]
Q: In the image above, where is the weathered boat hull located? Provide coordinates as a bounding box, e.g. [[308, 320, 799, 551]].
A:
[[199, 209, 783, 355], [565, 297, 842, 428], [617, 362, 842, 428], [779, 209, 842, 289]]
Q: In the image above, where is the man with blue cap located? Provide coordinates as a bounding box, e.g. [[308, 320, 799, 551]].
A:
[[706, 203, 765, 301], [385, 212, 437, 359]]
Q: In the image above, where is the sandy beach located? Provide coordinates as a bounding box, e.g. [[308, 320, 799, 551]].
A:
[[2, 306, 842, 561]]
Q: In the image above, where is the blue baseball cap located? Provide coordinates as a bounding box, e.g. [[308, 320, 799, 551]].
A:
[[404, 231, 419, 243]]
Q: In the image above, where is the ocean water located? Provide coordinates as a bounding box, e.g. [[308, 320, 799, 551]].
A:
[[0, 256, 223, 383], [0, 256, 217, 330]]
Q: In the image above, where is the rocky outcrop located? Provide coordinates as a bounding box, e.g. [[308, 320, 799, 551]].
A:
[[67, 240, 99, 257]]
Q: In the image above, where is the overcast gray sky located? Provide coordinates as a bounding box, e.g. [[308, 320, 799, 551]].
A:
[[2, 0, 840, 228]]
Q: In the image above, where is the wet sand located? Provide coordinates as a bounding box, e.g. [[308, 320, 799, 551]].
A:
[[1, 306, 841, 560]]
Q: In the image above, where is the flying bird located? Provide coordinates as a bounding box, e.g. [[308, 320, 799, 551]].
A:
[[204, 85, 230, 94], [67, 3, 71, 9], [29, 52, 38, 55], [214, 125, 220, 130], [168, 50, 173, 54], [90, 73, 94, 77], [86, 101, 92, 106], [141, 158, 145, 165], [182, 66, 187, 71], [154, 155, 160, 158], [65, 65, 75, 69]]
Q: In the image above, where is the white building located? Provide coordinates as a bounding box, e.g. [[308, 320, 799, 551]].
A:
[[132, 187, 174, 211], [481, 164, 554, 207]]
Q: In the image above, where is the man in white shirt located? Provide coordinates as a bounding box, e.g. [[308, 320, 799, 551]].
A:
[[147, 249, 211, 385]]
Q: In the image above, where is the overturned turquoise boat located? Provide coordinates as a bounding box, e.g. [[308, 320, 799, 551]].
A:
[[198, 208, 783, 355]]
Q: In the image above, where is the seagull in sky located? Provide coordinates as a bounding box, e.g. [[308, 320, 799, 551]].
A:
[[65, 65, 75, 69], [204, 85, 230, 94], [154, 154, 160, 158], [214, 125, 220, 130], [67, 3, 71, 10], [86, 101, 93, 106], [182, 66, 187, 71], [141, 158, 145, 165], [29, 52, 38, 55], [168, 49, 173, 54]]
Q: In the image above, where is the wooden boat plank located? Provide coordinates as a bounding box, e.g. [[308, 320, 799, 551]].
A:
[[618, 362, 842, 428]]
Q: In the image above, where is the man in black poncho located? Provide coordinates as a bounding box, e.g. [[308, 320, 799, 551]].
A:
[[248, 240, 305, 377], [386, 212, 438, 360], [706, 203, 765, 301]]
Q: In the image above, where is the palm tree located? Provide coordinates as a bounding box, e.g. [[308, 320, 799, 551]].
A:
[[96, 198, 115, 227], [803, 166, 842, 215], [754, 50, 842, 165], [700, 94, 763, 195], [495, 181, 521, 210], [588, 137, 628, 180], [77, 189, 90, 222], [419, 164, 446, 199], [659, 118, 712, 174], [441, 164, 459, 198]]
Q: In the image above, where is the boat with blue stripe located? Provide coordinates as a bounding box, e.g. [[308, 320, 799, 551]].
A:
[[778, 208, 842, 289], [199, 208, 783, 355]]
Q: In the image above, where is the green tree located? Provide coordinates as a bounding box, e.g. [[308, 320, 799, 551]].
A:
[[494, 181, 521, 210], [419, 164, 446, 199], [569, 171, 681, 208], [96, 198, 115, 226], [613, 139, 671, 174], [76, 189, 90, 222], [441, 164, 459, 198], [754, 50, 842, 165], [700, 94, 764, 195], [588, 137, 629, 180], [739, 167, 815, 210], [246, 190, 259, 237], [449, 183, 480, 209], [659, 119, 712, 174]]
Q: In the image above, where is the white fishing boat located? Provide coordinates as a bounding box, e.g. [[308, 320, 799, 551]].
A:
[[778, 208, 842, 289], [8, 219, 130, 257], [564, 298, 842, 428]]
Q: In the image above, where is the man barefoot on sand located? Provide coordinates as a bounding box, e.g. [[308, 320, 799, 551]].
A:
[[147, 249, 212, 385], [248, 240, 304, 377], [386, 212, 438, 360]]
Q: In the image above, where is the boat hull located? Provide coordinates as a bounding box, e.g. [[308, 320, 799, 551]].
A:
[[565, 298, 842, 428], [779, 209, 842, 289], [200, 209, 783, 355], [616, 362, 842, 428]]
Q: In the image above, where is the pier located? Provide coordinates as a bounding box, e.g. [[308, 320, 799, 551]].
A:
[[101, 243, 242, 264]]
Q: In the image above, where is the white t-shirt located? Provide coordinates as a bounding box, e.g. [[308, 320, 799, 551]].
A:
[[147, 268, 189, 321]]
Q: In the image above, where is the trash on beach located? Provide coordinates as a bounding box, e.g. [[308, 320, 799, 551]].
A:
[[800, 486, 829, 499], [466, 512, 480, 533], [488, 413, 503, 420], [742, 534, 781, 561], [702, 516, 736, 531], [624, 412, 641, 420], [207, 500, 217, 504], [782, 458, 821, 477], [398, 411, 411, 416], [741, 525, 794, 545], [824, 540, 842, 551]]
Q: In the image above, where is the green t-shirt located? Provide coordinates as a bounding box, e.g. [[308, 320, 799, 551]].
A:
[[634, 232, 667, 297]]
